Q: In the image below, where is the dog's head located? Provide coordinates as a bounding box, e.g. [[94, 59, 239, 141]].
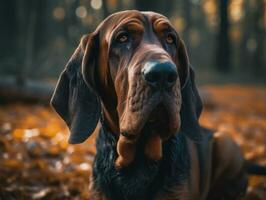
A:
[[51, 10, 202, 163]]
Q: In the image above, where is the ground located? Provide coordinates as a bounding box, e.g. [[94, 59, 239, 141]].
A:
[[0, 85, 265, 199]]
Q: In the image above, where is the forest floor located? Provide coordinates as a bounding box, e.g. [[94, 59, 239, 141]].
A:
[[0, 85, 265, 200]]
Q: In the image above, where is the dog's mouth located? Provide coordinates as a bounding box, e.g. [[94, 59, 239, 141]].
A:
[[141, 103, 170, 138], [120, 91, 181, 141]]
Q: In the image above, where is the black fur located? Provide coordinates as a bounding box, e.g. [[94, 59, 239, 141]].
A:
[[50, 44, 100, 144], [246, 162, 266, 175], [92, 127, 190, 200]]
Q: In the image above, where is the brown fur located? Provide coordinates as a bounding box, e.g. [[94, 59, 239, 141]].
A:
[[51, 10, 249, 199], [82, 11, 183, 168]]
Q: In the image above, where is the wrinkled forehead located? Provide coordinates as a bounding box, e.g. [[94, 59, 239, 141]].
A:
[[95, 10, 175, 41]]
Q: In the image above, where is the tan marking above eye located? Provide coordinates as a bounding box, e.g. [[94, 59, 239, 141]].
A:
[[126, 21, 144, 33], [153, 18, 171, 32]]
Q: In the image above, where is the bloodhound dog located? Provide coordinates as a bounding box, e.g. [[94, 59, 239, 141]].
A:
[[51, 10, 252, 200]]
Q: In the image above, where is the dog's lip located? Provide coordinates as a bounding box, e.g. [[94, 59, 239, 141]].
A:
[[140, 102, 169, 131], [120, 101, 163, 140], [142, 101, 180, 141], [120, 91, 179, 138]]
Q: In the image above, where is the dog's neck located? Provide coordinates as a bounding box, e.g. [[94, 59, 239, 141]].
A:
[[92, 125, 190, 200], [100, 103, 120, 135]]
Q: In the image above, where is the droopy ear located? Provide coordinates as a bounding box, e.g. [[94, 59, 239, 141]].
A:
[[50, 34, 100, 144], [176, 39, 203, 140]]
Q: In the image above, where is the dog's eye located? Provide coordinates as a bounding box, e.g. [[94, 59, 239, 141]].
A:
[[117, 32, 129, 43], [166, 34, 175, 44]]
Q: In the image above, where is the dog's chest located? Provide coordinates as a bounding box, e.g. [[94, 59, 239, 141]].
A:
[[92, 129, 191, 200]]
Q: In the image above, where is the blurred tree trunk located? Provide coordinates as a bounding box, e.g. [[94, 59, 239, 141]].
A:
[[135, 0, 160, 12], [216, 0, 231, 72], [240, 0, 265, 76], [102, 0, 110, 18], [0, 1, 16, 61], [22, 3, 37, 80], [252, 0, 265, 75], [16, 0, 33, 81], [239, 0, 251, 72], [135, 0, 174, 16], [15, 0, 48, 80], [183, 0, 191, 51], [65, 0, 79, 39], [117, 0, 123, 10]]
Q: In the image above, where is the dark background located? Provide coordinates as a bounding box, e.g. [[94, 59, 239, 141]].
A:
[[0, 0, 265, 84]]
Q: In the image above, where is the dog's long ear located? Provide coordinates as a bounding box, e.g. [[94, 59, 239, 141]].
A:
[[50, 34, 100, 144], [176, 39, 203, 140]]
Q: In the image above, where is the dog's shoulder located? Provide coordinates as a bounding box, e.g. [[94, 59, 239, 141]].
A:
[[194, 128, 245, 183], [211, 130, 246, 181], [206, 130, 248, 199]]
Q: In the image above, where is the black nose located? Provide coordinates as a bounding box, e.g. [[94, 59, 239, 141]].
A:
[[142, 61, 178, 89]]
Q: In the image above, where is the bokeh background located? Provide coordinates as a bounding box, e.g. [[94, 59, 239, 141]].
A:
[[1, 0, 266, 83], [0, 0, 265, 199]]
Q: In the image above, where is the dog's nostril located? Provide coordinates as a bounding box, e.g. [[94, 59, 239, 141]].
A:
[[142, 61, 178, 89], [145, 71, 160, 83]]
